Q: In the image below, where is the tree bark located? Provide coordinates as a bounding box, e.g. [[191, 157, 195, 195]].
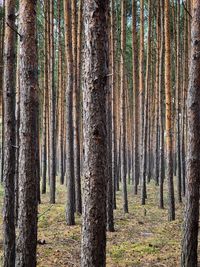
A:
[[3, 0, 16, 265], [64, 0, 75, 226], [81, 1, 109, 266], [120, 0, 128, 214], [164, 0, 175, 221], [132, 0, 139, 195], [16, 0, 38, 266], [181, 1, 200, 266]]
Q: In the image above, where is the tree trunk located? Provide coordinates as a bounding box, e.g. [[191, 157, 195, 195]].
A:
[[120, 0, 128, 214], [141, 0, 152, 205], [132, 0, 139, 195], [3, 0, 16, 265], [176, 0, 182, 204], [49, 0, 56, 204], [73, 0, 82, 214], [64, 0, 75, 226], [181, 1, 200, 266], [16, 0, 38, 265], [158, 0, 165, 210], [164, 0, 175, 221], [81, 0, 109, 265]]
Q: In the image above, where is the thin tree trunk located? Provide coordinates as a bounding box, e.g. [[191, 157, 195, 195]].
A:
[[158, 0, 165, 210], [164, 0, 175, 221], [73, 0, 82, 214], [64, 0, 75, 226], [132, 0, 139, 195], [49, 0, 56, 204], [141, 0, 152, 205], [120, 0, 128, 213], [3, 0, 16, 265]]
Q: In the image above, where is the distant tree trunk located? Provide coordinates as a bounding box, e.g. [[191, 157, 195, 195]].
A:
[[57, 0, 64, 186], [120, 0, 128, 214], [111, 0, 117, 210], [139, 0, 144, 181], [164, 0, 175, 221], [158, 0, 165, 209], [64, 0, 75, 226], [154, 1, 160, 187], [16, 0, 38, 266], [73, 0, 82, 215], [81, 0, 109, 266], [181, 1, 200, 266], [132, 0, 139, 195], [3, 0, 16, 265], [49, 0, 56, 204], [181, 6, 188, 198], [76, 0, 83, 189], [176, 0, 182, 204], [141, 0, 151, 205], [42, 0, 48, 194], [107, 11, 114, 230]]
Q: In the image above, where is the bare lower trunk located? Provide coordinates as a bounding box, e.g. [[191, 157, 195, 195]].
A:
[[181, 2, 200, 266], [3, 1, 16, 265], [16, 0, 38, 265], [81, 1, 109, 266]]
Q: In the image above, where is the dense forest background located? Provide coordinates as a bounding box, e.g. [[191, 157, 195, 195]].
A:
[[1, 0, 200, 266]]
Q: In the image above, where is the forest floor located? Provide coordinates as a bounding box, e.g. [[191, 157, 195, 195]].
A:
[[0, 180, 186, 267]]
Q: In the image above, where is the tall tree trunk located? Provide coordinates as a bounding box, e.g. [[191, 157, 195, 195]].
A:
[[64, 0, 75, 226], [139, 0, 144, 182], [158, 0, 165, 209], [3, 0, 16, 265], [120, 0, 128, 214], [164, 0, 175, 221], [176, 0, 182, 204], [42, 0, 48, 194], [73, 0, 82, 215], [81, 0, 109, 265], [107, 11, 114, 230], [141, 0, 152, 205], [154, 0, 160, 187], [132, 0, 139, 195], [111, 0, 117, 210], [181, 1, 200, 266], [16, 0, 38, 265], [49, 0, 56, 204]]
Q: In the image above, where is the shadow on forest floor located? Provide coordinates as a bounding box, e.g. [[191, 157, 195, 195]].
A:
[[0, 179, 186, 266]]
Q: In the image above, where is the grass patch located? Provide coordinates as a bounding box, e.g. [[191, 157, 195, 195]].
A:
[[0, 178, 188, 266]]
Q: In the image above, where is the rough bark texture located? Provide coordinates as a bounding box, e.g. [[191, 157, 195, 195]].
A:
[[181, 1, 200, 266], [64, 0, 75, 226], [3, 0, 16, 265], [164, 0, 175, 221], [81, 1, 109, 266], [16, 0, 38, 266]]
